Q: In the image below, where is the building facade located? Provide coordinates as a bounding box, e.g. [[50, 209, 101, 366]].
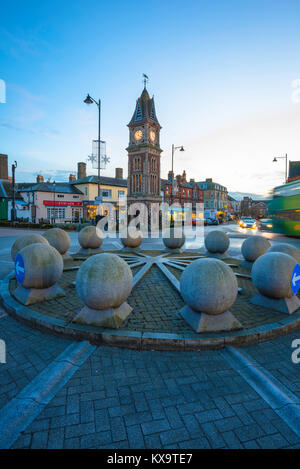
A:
[[18, 179, 84, 223], [197, 178, 228, 220], [127, 86, 162, 217], [71, 164, 127, 221], [240, 196, 268, 218], [161, 171, 204, 221], [227, 195, 240, 218]]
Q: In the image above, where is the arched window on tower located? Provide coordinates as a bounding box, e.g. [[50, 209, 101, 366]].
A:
[[134, 157, 141, 171]]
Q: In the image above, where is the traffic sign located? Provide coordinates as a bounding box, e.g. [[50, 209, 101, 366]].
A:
[[291, 263, 300, 295], [15, 253, 25, 284]]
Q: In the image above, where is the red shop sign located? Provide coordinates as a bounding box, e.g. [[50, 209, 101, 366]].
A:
[[43, 200, 82, 207]]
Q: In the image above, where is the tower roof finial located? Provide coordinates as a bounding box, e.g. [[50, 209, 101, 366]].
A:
[[143, 73, 149, 89]]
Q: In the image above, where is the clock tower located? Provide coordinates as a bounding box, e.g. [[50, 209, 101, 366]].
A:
[[127, 85, 162, 213]]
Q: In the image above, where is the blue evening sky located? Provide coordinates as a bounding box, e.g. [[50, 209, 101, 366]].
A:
[[1, 0, 300, 194]]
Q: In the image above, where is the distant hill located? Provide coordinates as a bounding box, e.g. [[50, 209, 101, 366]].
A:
[[228, 191, 271, 201]]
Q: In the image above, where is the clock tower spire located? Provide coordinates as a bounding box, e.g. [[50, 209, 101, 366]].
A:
[[127, 81, 162, 213]]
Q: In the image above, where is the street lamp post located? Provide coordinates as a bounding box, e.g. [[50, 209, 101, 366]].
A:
[[84, 94, 101, 199], [170, 144, 185, 206], [169, 145, 185, 226], [11, 161, 17, 223], [53, 180, 56, 224], [273, 154, 288, 184]]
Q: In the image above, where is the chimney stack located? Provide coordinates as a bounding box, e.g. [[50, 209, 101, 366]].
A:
[[190, 178, 195, 183], [69, 174, 76, 182], [77, 162, 86, 180], [168, 171, 174, 181], [36, 174, 44, 183], [115, 168, 123, 179], [0, 154, 8, 180]]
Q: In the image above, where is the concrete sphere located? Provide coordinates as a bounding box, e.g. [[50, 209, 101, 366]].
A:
[[121, 230, 143, 248], [76, 253, 133, 310], [267, 243, 300, 264], [43, 228, 70, 255], [252, 252, 296, 299], [163, 228, 185, 249], [16, 243, 63, 289], [78, 226, 104, 249], [204, 230, 230, 254], [180, 258, 238, 315], [241, 236, 271, 262], [11, 234, 49, 262]]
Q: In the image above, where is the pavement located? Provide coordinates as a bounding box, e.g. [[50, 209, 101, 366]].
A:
[[1, 224, 300, 449]]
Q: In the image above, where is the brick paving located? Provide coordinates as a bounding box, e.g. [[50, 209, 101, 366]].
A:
[[0, 314, 72, 409], [242, 330, 300, 400], [2, 245, 300, 449], [7, 341, 300, 449]]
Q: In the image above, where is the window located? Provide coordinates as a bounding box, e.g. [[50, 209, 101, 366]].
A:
[[72, 207, 82, 220], [134, 157, 141, 170], [118, 190, 125, 198], [101, 189, 112, 198], [47, 208, 66, 220], [85, 187, 88, 196], [73, 195, 79, 199], [57, 194, 64, 198]]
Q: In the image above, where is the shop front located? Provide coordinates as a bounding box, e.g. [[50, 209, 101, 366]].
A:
[[43, 200, 83, 222]]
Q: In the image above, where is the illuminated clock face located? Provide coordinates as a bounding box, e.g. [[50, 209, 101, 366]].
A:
[[134, 129, 143, 141], [150, 130, 156, 142]]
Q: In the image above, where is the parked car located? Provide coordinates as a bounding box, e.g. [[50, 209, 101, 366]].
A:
[[256, 218, 274, 232], [239, 217, 257, 229], [207, 218, 219, 226]]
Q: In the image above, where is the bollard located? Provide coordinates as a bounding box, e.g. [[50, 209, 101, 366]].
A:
[[13, 243, 65, 305], [163, 227, 185, 253], [121, 230, 143, 251], [267, 243, 300, 264], [240, 235, 271, 269], [204, 230, 230, 258], [74, 253, 133, 328], [179, 258, 241, 332], [11, 234, 49, 262], [251, 252, 300, 314], [43, 228, 72, 262], [77, 226, 104, 256]]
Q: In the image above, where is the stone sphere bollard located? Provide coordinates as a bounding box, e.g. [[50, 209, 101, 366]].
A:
[[78, 226, 104, 255], [251, 252, 300, 314], [13, 243, 65, 305], [179, 258, 241, 332], [204, 230, 230, 256], [11, 234, 49, 262], [267, 243, 300, 264], [241, 236, 271, 263], [43, 228, 70, 256], [163, 228, 185, 251], [75, 253, 133, 328], [121, 230, 143, 249]]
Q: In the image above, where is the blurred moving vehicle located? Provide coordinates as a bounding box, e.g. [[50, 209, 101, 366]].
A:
[[192, 218, 206, 226], [256, 218, 273, 232], [239, 217, 257, 229], [268, 180, 300, 237]]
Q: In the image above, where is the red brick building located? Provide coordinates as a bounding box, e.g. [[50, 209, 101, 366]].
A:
[[161, 171, 204, 219]]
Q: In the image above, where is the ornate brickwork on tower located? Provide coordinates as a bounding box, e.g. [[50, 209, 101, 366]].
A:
[[127, 86, 162, 210]]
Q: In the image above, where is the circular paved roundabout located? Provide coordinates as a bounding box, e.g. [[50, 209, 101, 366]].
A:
[[1, 250, 300, 350]]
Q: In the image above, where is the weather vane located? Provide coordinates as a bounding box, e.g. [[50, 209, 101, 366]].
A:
[[143, 73, 149, 88]]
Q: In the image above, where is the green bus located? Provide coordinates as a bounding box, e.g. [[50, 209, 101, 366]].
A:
[[268, 180, 300, 237]]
